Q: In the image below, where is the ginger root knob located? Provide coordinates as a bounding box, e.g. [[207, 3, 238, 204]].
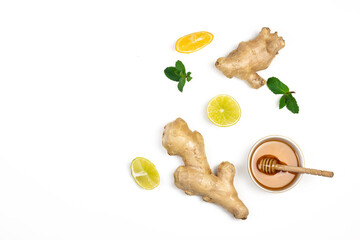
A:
[[162, 118, 249, 219], [215, 27, 285, 89]]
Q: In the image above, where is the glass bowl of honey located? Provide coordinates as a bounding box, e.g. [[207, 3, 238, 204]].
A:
[[247, 135, 304, 193]]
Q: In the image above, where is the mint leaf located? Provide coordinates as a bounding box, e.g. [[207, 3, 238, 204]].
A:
[[175, 60, 186, 73], [267, 77, 289, 94], [165, 60, 192, 92], [186, 72, 192, 82], [267, 77, 299, 114], [286, 94, 299, 113], [279, 95, 288, 109], [164, 67, 180, 81], [177, 77, 186, 92]]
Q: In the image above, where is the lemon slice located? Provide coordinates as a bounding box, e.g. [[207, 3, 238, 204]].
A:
[[175, 31, 214, 53], [130, 157, 160, 190], [207, 94, 241, 127]]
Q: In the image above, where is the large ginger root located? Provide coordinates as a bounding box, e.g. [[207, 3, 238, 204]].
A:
[[215, 27, 285, 89], [162, 118, 249, 219]]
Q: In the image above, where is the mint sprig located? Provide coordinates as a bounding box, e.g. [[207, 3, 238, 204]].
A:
[[164, 60, 192, 92], [267, 77, 299, 114]]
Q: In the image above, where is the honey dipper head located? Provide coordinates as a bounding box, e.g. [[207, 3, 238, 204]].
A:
[[257, 156, 279, 175]]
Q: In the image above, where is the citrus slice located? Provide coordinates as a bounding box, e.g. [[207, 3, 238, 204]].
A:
[[130, 157, 160, 190], [175, 31, 214, 53], [207, 94, 241, 127]]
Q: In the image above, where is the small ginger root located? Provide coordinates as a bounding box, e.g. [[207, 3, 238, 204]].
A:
[[162, 118, 249, 219], [215, 27, 285, 89]]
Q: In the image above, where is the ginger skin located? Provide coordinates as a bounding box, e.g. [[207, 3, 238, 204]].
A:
[[162, 118, 249, 219], [215, 27, 285, 89]]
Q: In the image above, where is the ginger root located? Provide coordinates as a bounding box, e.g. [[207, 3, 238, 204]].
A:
[[215, 27, 285, 89], [162, 118, 249, 219]]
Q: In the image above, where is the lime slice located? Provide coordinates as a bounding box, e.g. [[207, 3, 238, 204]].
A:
[[130, 157, 160, 190], [207, 94, 241, 127]]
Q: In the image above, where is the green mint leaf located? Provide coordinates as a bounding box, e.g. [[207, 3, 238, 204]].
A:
[[279, 94, 288, 109], [175, 60, 186, 73], [177, 77, 186, 92], [267, 77, 289, 94], [286, 94, 299, 114], [165, 60, 192, 92], [164, 67, 181, 81], [180, 71, 186, 78], [186, 72, 192, 82]]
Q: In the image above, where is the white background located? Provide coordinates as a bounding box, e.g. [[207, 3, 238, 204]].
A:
[[1, 0, 359, 239]]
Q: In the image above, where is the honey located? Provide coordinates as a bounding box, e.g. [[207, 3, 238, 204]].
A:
[[249, 139, 300, 191]]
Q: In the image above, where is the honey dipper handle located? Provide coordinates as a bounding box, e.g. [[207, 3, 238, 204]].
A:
[[275, 164, 334, 178]]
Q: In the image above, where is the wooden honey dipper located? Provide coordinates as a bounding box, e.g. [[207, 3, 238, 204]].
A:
[[257, 156, 334, 178]]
